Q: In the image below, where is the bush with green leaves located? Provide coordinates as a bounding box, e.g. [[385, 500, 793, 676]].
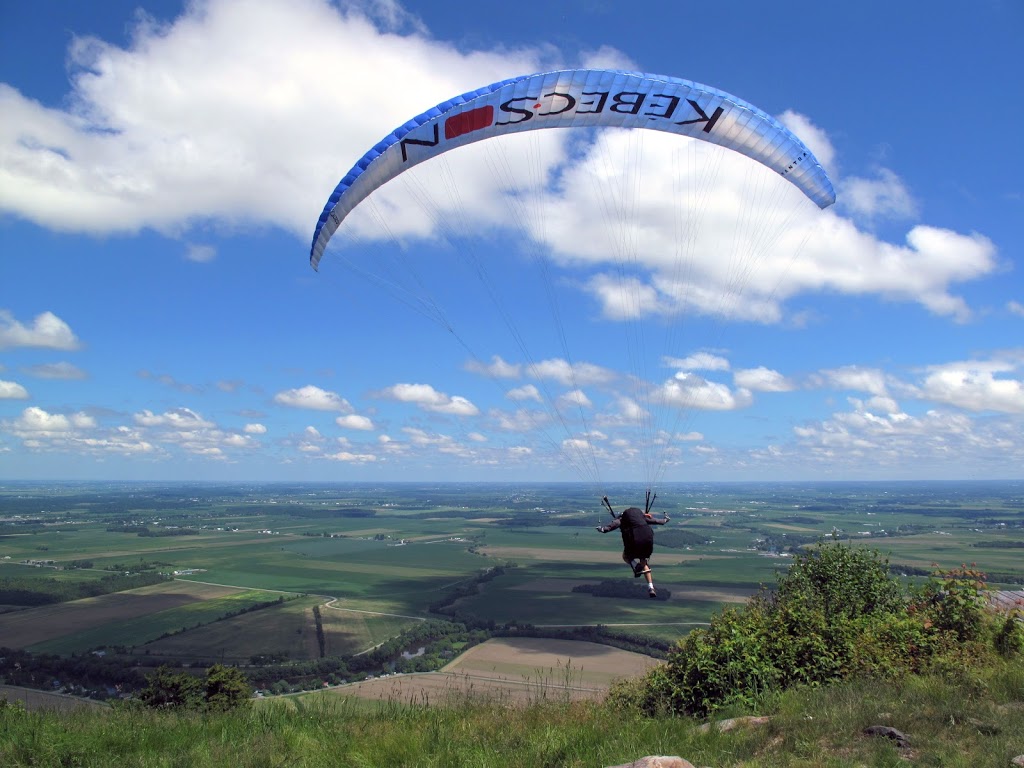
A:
[[611, 542, 1016, 718]]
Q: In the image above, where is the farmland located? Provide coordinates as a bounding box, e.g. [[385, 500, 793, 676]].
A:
[[1, 480, 1022, 685], [282, 636, 661, 706]]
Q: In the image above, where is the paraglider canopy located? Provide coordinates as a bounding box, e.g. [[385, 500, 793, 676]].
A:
[[311, 69, 835, 268]]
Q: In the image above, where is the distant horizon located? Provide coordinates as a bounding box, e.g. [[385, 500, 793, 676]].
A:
[[2, 477, 1021, 487]]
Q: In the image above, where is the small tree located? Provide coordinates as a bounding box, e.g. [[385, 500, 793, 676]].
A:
[[203, 664, 252, 711], [139, 666, 202, 710]]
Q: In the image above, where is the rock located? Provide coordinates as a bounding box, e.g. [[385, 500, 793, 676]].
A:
[[697, 715, 771, 733], [863, 725, 910, 748], [605, 757, 695, 768], [1011, 755, 1024, 767]]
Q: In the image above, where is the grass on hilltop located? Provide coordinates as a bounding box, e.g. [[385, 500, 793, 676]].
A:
[[2, 661, 1023, 767]]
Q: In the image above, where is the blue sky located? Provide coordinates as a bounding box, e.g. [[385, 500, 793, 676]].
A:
[[1, 0, 1022, 485]]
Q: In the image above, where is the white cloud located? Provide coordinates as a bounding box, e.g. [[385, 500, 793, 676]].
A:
[[530, 358, 615, 387], [325, 449, 378, 463], [0, 380, 29, 399], [840, 167, 918, 221], [14, 407, 80, 434], [1008, 301, 1024, 318], [674, 430, 703, 442], [0, 310, 81, 350], [614, 397, 646, 423], [791, 396, 1023, 476], [916, 360, 1024, 413], [244, 423, 267, 434], [734, 367, 794, 392], [274, 384, 352, 412], [134, 407, 213, 428], [816, 366, 889, 397], [379, 382, 479, 416], [401, 426, 475, 457], [0, 0, 554, 238], [665, 352, 730, 372], [784, 222, 996, 323], [657, 373, 753, 411], [557, 389, 592, 409], [492, 407, 550, 432], [506, 384, 541, 402], [336, 413, 375, 430], [3, 406, 154, 456]]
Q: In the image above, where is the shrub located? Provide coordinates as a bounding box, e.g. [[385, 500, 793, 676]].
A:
[[617, 541, 1001, 718], [912, 564, 988, 643], [993, 612, 1024, 658]]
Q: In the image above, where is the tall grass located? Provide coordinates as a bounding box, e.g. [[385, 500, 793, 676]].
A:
[[3, 658, 1023, 767]]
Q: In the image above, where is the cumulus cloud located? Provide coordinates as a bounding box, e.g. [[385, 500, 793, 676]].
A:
[[916, 360, 1024, 413], [0, 311, 81, 350], [3, 406, 153, 456], [134, 407, 213, 429], [665, 352, 730, 372], [815, 366, 890, 397], [530, 358, 615, 387], [1008, 301, 1024, 318], [492, 407, 550, 432], [791, 396, 1023, 476], [0, 0, 555, 238], [657, 373, 753, 411], [274, 384, 352, 412], [734, 367, 795, 392], [14, 407, 94, 434], [325, 449, 377, 462], [401, 426, 476, 458], [840, 167, 918, 221], [0, 380, 29, 399], [557, 389, 592, 409], [379, 382, 479, 416], [506, 384, 541, 402], [244, 423, 267, 434], [336, 413, 375, 430]]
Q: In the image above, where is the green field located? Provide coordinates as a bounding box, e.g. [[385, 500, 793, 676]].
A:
[[2, 480, 1022, 662]]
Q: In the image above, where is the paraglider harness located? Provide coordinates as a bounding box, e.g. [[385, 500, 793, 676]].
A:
[[602, 489, 656, 520]]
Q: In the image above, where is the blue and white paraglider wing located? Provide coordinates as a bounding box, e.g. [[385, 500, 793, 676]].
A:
[[310, 69, 836, 269]]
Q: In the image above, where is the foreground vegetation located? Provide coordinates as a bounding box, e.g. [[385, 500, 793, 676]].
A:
[[3, 662, 1024, 767]]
